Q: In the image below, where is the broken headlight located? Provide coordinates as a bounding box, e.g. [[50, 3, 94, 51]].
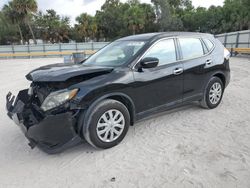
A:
[[41, 89, 78, 111]]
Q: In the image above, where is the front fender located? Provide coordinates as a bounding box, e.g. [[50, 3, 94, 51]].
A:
[[76, 90, 136, 134]]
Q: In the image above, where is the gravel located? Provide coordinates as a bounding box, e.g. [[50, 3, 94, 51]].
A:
[[0, 57, 249, 188]]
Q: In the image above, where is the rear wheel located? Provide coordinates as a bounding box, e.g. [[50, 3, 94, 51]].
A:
[[200, 77, 224, 109], [81, 99, 130, 149]]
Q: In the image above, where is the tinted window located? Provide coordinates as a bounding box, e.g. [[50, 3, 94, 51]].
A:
[[179, 38, 204, 59], [144, 39, 176, 66], [203, 38, 214, 51]]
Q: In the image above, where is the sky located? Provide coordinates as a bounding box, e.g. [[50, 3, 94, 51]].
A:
[[0, 0, 224, 25]]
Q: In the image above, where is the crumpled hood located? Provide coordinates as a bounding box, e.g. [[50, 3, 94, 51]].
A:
[[26, 63, 113, 82]]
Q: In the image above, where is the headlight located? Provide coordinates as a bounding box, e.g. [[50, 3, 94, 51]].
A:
[[41, 89, 78, 111]]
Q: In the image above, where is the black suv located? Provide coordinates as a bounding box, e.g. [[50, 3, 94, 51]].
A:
[[6, 32, 230, 153]]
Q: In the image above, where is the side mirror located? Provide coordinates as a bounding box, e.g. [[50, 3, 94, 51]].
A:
[[140, 57, 159, 69]]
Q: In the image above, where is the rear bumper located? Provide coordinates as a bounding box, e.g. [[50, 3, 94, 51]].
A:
[[6, 89, 82, 154]]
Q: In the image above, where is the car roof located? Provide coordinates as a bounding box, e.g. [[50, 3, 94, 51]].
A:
[[118, 32, 214, 41]]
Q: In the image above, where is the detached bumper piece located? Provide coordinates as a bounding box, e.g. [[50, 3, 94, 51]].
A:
[[6, 90, 82, 154]]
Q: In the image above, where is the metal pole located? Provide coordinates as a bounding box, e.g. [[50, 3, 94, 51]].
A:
[[224, 33, 228, 47], [236, 32, 240, 48], [248, 31, 250, 48], [11, 44, 14, 59], [28, 44, 31, 59], [59, 43, 62, 57], [43, 42, 46, 58]]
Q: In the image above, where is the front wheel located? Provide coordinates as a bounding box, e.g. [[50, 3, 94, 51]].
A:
[[200, 77, 224, 109], [81, 99, 130, 149]]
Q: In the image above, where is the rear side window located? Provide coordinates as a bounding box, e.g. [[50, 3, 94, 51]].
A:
[[203, 38, 214, 51], [179, 38, 204, 59]]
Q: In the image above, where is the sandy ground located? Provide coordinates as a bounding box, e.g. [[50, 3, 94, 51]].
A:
[[0, 57, 250, 188]]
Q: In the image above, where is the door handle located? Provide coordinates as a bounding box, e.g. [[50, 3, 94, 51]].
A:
[[206, 59, 213, 66], [173, 68, 183, 75]]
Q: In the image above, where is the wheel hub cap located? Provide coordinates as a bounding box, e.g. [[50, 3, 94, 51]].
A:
[[96, 109, 125, 142], [209, 82, 222, 105]]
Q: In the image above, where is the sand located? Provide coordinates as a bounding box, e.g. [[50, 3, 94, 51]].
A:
[[0, 56, 249, 188]]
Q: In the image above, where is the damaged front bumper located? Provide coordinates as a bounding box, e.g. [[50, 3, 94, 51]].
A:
[[6, 89, 82, 154]]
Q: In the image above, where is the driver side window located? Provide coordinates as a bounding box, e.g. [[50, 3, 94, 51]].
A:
[[144, 39, 177, 66]]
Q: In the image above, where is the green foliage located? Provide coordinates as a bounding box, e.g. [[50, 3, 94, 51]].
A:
[[0, 0, 249, 44], [124, 2, 145, 35], [222, 0, 250, 31], [0, 11, 19, 44], [2, 1, 25, 44], [95, 0, 125, 40], [12, 0, 38, 44], [73, 13, 97, 42], [34, 10, 71, 43]]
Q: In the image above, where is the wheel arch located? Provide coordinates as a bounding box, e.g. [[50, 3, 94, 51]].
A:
[[212, 72, 226, 87], [106, 94, 136, 126], [78, 92, 136, 135], [201, 71, 226, 98]]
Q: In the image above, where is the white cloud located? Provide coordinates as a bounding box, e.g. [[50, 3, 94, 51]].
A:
[[0, 0, 10, 9], [1, 0, 224, 25], [192, 0, 224, 8]]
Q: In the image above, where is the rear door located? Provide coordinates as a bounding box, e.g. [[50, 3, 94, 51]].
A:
[[177, 37, 213, 101]]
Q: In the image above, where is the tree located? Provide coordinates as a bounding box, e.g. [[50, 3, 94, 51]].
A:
[[124, 2, 145, 35], [1, 0, 250, 45], [75, 13, 97, 41], [206, 6, 224, 34], [242, 0, 250, 29], [140, 3, 157, 33], [181, 7, 207, 32], [95, 0, 125, 40], [0, 11, 19, 44], [12, 0, 38, 44], [152, 0, 184, 31], [34, 10, 71, 43], [222, 0, 250, 32], [2, 2, 24, 44]]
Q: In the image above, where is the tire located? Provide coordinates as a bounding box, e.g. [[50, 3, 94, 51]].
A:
[[80, 99, 130, 149], [200, 77, 224, 109]]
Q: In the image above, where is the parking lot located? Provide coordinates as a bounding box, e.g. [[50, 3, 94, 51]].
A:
[[0, 57, 249, 188]]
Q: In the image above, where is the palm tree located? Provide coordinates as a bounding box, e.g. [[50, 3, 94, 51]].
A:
[[12, 0, 38, 44], [2, 2, 24, 44], [124, 5, 145, 35]]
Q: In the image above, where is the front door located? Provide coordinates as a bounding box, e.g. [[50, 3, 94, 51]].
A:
[[132, 38, 184, 113]]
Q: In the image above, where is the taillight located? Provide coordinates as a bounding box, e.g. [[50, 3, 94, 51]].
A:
[[224, 48, 230, 60]]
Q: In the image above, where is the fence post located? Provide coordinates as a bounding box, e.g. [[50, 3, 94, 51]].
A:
[[230, 45, 234, 57], [224, 33, 228, 47], [43, 43, 46, 58], [28, 44, 31, 59], [236, 32, 240, 48], [249, 31, 250, 48], [11, 44, 14, 59], [91, 42, 94, 51], [59, 43, 62, 57]]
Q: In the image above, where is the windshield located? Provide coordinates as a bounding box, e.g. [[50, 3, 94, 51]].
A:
[[84, 41, 146, 67]]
